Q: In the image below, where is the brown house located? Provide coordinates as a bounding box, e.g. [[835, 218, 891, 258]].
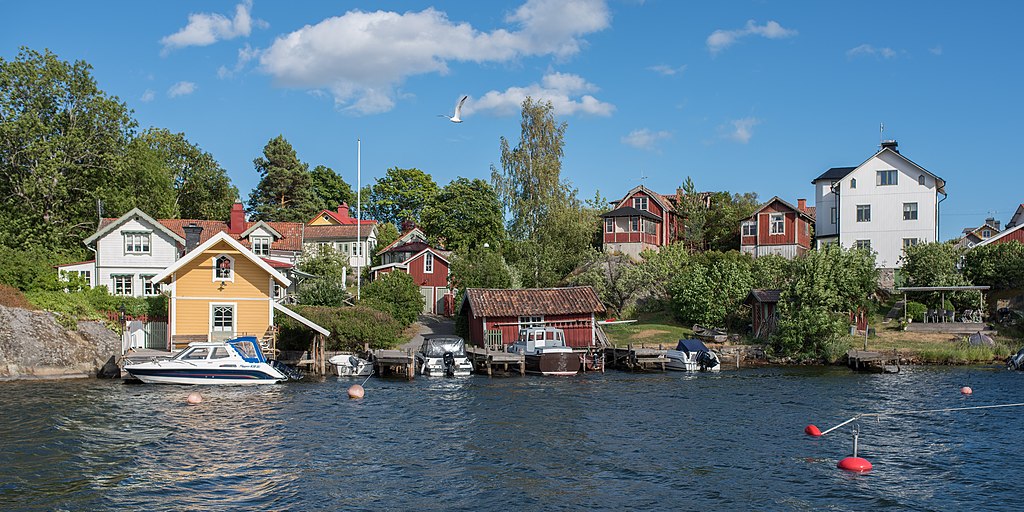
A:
[[740, 196, 815, 259], [459, 286, 606, 348], [745, 289, 780, 339]]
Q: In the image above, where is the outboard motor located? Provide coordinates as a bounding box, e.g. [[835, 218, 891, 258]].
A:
[[442, 352, 456, 376], [270, 359, 304, 380], [1007, 348, 1024, 370], [697, 351, 718, 371]]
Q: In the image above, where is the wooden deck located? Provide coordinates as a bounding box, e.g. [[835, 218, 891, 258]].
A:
[[905, 322, 992, 334], [603, 345, 667, 372], [846, 349, 900, 373], [370, 349, 416, 380], [466, 346, 525, 376]]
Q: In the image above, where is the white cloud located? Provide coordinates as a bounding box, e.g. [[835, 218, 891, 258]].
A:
[[161, 0, 267, 54], [140, 89, 155, 102], [846, 44, 898, 59], [706, 20, 797, 55], [622, 129, 672, 151], [168, 81, 197, 98], [929, 45, 943, 56], [258, 0, 610, 114], [218, 44, 260, 78], [473, 72, 614, 117], [648, 64, 686, 76], [727, 117, 760, 143]]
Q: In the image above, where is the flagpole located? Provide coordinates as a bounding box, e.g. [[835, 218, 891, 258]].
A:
[[357, 138, 361, 301]]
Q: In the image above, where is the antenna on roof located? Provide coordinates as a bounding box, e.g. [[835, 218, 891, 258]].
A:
[[640, 170, 648, 188], [879, 122, 884, 147]]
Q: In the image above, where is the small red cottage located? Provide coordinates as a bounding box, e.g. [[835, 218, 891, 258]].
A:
[[745, 289, 780, 339], [459, 286, 606, 348], [601, 185, 680, 259], [740, 197, 815, 259], [371, 227, 453, 315]]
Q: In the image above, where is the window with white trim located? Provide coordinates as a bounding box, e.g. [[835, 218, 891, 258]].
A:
[[605, 218, 614, 233], [519, 315, 544, 329], [251, 236, 271, 256], [632, 196, 649, 211], [876, 170, 898, 186], [903, 203, 918, 221], [214, 255, 233, 280], [982, 229, 992, 238], [141, 275, 160, 296], [630, 216, 639, 232], [769, 213, 785, 235], [112, 275, 133, 296], [742, 221, 756, 237], [855, 240, 871, 250], [856, 205, 871, 222], [424, 252, 434, 273], [902, 238, 920, 248], [123, 232, 150, 254], [212, 305, 234, 334]]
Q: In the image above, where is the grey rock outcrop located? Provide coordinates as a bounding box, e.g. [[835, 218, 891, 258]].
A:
[[0, 305, 120, 381]]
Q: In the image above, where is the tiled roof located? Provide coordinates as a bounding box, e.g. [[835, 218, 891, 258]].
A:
[[99, 218, 305, 251], [381, 240, 431, 254], [465, 286, 605, 317], [262, 258, 294, 269], [303, 224, 373, 240], [804, 206, 816, 220], [812, 166, 856, 183], [600, 206, 662, 221], [747, 289, 781, 303]]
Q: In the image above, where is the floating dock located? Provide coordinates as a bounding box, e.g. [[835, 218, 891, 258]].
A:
[[846, 349, 900, 373], [370, 349, 416, 380], [466, 346, 525, 376], [603, 345, 667, 371]]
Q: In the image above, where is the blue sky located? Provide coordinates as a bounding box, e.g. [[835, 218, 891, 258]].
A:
[[4, 0, 1021, 240]]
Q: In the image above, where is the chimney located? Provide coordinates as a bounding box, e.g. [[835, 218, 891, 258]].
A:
[[797, 198, 807, 212], [987, 217, 1000, 231], [183, 223, 203, 253], [880, 140, 899, 153], [337, 203, 350, 221], [228, 202, 245, 234]]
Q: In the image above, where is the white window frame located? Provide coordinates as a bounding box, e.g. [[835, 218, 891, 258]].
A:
[[982, 229, 992, 238], [213, 254, 235, 282], [141, 275, 160, 296], [210, 303, 236, 339], [876, 170, 898, 186], [424, 252, 434, 274], [123, 232, 151, 255], [632, 196, 649, 211], [856, 205, 871, 222], [902, 238, 920, 248], [769, 213, 785, 235], [112, 275, 133, 296], [855, 240, 871, 250], [742, 221, 756, 237], [605, 218, 614, 233], [630, 216, 639, 232], [903, 202, 918, 221], [251, 236, 271, 256], [519, 315, 544, 330]]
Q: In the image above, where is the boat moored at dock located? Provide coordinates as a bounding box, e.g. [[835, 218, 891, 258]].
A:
[[124, 336, 298, 385], [665, 339, 720, 372], [508, 327, 581, 376], [416, 334, 473, 376]]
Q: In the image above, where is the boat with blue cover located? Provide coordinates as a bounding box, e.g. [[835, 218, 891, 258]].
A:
[[124, 336, 300, 385], [665, 339, 721, 372]]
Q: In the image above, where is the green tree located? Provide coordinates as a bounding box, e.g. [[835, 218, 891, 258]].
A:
[[773, 244, 877, 360], [705, 191, 760, 252], [361, 271, 423, 326], [247, 135, 315, 222], [123, 128, 237, 220], [0, 47, 136, 256], [900, 241, 977, 308], [449, 245, 514, 291], [422, 177, 504, 253], [568, 252, 644, 317], [369, 221, 400, 269], [295, 246, 350, 306], [962, 241, 1024, 292], [364, 167, 439, 226], [491, 97, 596, 287], [309, 164, 354, 212], [676, 177, 707, 251], [667, 253, 753, 329]]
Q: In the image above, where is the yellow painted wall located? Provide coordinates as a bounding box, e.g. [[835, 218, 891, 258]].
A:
[[307, 213, 339, 226], [170, 240, 277, 338]]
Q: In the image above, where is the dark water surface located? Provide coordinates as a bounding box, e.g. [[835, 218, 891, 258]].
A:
[[2, 366, 1023, 511]]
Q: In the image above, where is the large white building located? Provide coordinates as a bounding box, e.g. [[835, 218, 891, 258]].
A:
[[812, 140, 946, 269]]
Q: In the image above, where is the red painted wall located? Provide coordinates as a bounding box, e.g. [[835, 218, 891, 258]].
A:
[[466, 312, 596, 348], [406, 251, 448, 288], [602, 190, 676, 247], [991, 229, 1024, 245]]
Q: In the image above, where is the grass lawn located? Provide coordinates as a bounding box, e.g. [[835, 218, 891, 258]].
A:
[[602, 311, 696, 348]]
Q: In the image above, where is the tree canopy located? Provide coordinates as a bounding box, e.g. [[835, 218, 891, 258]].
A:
[[247, 135, 315, 222], [364, 167, 439, 226], [309, 164, 354, 213], [421, 177, 504, 252]]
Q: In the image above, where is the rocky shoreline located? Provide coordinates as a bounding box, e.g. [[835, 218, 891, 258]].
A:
[[0, 305, 120, 381]]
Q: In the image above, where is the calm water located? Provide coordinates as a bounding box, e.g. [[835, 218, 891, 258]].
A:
[[1, 365, 1023, 511]]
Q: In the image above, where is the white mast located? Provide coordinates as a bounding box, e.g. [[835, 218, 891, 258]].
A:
[[357, 138, 361, 301]]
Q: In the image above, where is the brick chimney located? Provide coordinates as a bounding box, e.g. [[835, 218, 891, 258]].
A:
[[183, 223, 203, 253], [228, 202, 245, 233], [337, 203, 350, 221], [797, 198, 807, 212], [880, 140, 899, 153]]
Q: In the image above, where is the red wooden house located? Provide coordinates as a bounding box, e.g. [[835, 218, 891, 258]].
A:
[[601, 186, 679, 259], [739, 197, 815, 259], [459, 286, 606, 348], [371, 227, 453, 315], [974, 222, 1024, 248]]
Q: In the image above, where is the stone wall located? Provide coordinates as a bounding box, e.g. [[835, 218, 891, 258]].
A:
[[0, 305, 120, 381]]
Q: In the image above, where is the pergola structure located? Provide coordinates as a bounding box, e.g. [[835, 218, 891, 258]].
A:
[[895, 285, 990, 322]]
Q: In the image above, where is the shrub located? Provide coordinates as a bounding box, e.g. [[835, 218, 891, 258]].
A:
[[361, 271, 423, 326], [905, 301, 927, 322], [0, 246, 63, 292], [276, 305, 403, 352]]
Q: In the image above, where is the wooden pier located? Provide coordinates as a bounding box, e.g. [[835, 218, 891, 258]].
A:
[[846, 349, 900, 373], [603, 345, 667, 371], [466, 346, 525, 376], [370, 349, 416, 380]]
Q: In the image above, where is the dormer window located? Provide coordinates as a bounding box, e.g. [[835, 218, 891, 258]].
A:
[[982, 229, 992, 238], [251, 236, 271, 256], [632, 196, 649, 211], [214, 255, 234, 282]]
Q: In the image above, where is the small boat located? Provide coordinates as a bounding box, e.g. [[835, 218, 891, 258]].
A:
[[665, 339, 721, 372], [329, 354, 373, 377], [124, 336, 298, 385], [1007, 347, 1024, 370], [692, 324, 728, 343], [416, 335, 473, 376], [508, 327, 581, 376]]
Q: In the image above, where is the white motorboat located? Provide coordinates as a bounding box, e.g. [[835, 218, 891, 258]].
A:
[[416, 335, 473, 376], [124, 336, 299, 385], [329, 354, 373, 377], [665, 339, 721, 372], [507, 327, 581, 376]]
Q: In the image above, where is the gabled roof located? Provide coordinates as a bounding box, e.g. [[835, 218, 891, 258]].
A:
[[152, 231, 291, 286], [303, 224, 377, 241], [83, 208, 186, 246], [974, 222, 1024, 248], [240, 221, 283, 239], [1007, 203, 1024, 228], [95, 216, 305, 251], [610, 185, 676, 213], [812, 167, 856, 183], [600, 206, 662, 221], [746, 289, 781, 304], [311, 207, 377, 226], [812, 146, 946, 194], [375, 227, 427, 255], [461, 286, 605, 317], [746, 196, 814, 222]]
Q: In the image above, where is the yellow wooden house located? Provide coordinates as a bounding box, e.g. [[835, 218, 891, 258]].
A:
[[152, 231, 327, 351]]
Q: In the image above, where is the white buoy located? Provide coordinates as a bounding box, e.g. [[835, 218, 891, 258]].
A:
[[186, 392, 203, 405], [961, 386, 973, 395]]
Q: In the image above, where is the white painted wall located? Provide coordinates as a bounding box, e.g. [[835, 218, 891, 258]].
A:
[[95, 217, 180, 297], [814, 180, 839, 238]]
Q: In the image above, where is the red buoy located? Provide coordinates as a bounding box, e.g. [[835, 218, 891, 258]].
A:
[[805, 424, 822, 437], [837, 457, 872, 472]]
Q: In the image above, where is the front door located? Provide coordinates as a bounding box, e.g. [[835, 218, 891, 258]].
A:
[[211, 304, 235, 341], [419, 287, 433, 314]]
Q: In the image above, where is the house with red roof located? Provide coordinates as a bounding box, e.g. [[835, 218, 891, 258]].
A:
[[600, 185, 680, 258], [739, 197, 815, 259], [458, 286, 606, 348], [304, 202, 378, 270], [371, 227, 453, 315]]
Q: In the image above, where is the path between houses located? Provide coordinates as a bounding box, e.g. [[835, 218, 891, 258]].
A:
[[398, 314, 456, 353]]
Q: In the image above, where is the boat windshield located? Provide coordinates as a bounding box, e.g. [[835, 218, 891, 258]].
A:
[[174, 347, 210, 361], [421, 337, 466, 357], [229, 340, 263, 363]]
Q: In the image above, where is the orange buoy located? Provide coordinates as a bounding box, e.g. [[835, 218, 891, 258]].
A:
[[805, 424, 822, 437], [961, 386, 973, 395], [348, 384, 365, 399], [186, 392, 203, 405], [837, 456, 872, 472]]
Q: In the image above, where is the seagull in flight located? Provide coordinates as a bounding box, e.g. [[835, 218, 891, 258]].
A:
[[439, 95, 468, 123]]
